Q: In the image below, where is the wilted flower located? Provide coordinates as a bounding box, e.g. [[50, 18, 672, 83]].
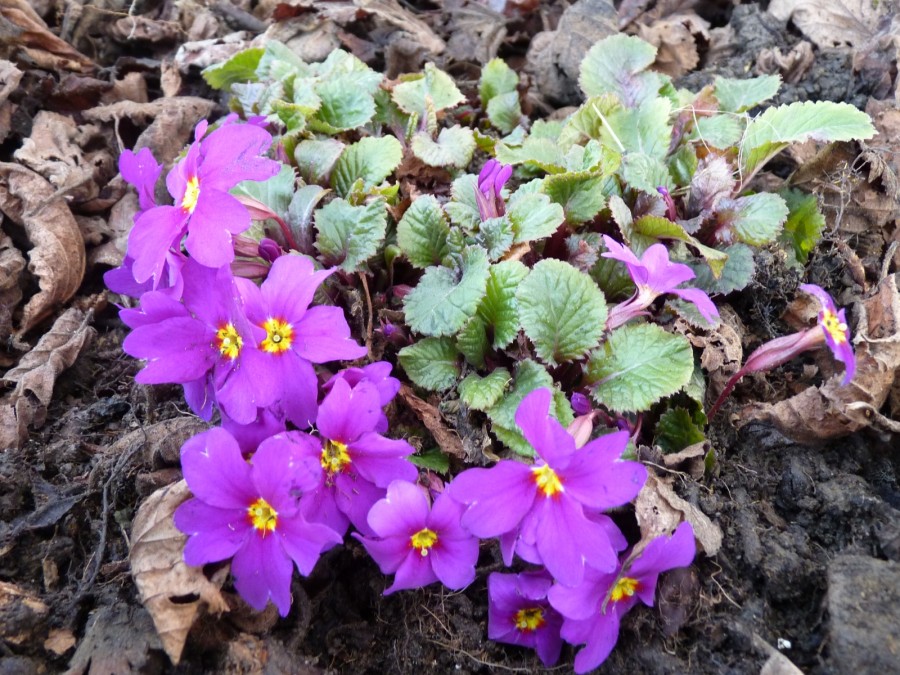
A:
[[448, 388, 647, 587], [475, 159, 513, 220], [601, 235, 718, 330], [709, 283, 856, 417], [354, 480, 479, 595], [488, 570, 564, 667], [548, 523, 696, 674], [174, 428, 341, 616]]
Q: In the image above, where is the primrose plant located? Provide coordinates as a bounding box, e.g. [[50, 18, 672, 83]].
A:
[[111, 30, 872, 671]]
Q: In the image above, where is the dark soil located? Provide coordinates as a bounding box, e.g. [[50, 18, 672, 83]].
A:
[[1, 2, 898, 674]]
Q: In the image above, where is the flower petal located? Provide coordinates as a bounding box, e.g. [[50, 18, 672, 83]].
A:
[[366, 480, 429, 538], [383, 547, 438, 594], [317, 378, 381, 444], [514, 388, 575, 467], [175, 499, 249, 565], [291, 306, 368, 363], [183, 190, 247, 267], [127, 205, 187, 285], [347, 433, 418, 488], [251, 432, 324, 510], [231, 532, 294, 616], [352, 533, 411, 575], [261, 255, 333, 324], [277, 515, 342, 576], [451, 462, 535, 538], [180, 427, 256, 509], [431, 535, 478, 590]]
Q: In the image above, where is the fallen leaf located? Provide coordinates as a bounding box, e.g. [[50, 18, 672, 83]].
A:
[[0, 306, 95, 449], [356, 0, 446, 56], [737, 274, 900, 441], [173, 31, 253, 73], [676, 304, 744, 398], [754, 41, 816, 84], [637, 14, 709, 78], [130, 480, 229, 665], [44, 628, 77, 656], [0, 163, 86, 336], [635, 473, 723, 556], [64, 604, 164, 675], [0, 0, 95, 72], [0, 231, 25, 344], [0, 59, 22, 144], [109, 15, 182, 44], [398, 384, 466, 460], [768, 0, 892, 50], [0, 580, 49, 646]]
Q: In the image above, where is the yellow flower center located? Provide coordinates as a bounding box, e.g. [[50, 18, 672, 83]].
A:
[[513, 607, 546, 632], [410, 528, 438, 556], [610, 576, 640, 603], [215, 322, 243, 360], [532, 464, 564, 497], [821, 309, 849, 344], [182, 175, 200, 213], [260, 317, 294, 354], [321, 440, 351, 474], [247, 497, 278, 533]]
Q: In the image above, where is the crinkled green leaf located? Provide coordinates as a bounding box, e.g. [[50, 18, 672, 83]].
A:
[[398, 337, 461, 391], [495, 137, 566, 173], [294, 139, 344, 185], [445, 174, 481, 230], [507, 193, 565, 243], [487, 91, 523, 134], [480, 58, 518, 103], [691, 115, 744, 149], [332, 136, 403, 197], [668, 145, 698, 187], [780, 188, 825, 264], [587, 323, 693, 412], [397, 195, 451, 268], [232, 164, 295, 216], [409, 447, 450, 473], [558, 94, 622, 150], [232, 81, 285, 117], [655, 406, 707, 454], [314, 198, 387, 271], [203, 47, 263, 89], [486, 360, 573, 456], [606, 97, 673, 159], [310, 78, 376, 133], [455, 317, 490, 367], [393, 63, 466, 117], [633, 215, 728, 277], [479, 260, 528, 348], [714, 74, 781, 113], [620, 153, 673, 194], [256, 41, 310, 81], [714, 192, 789, 246], [404, 247, 491, 337], [312, 50, 382, 94], [741, 101, 876, 177], [459, 369, 512, 411], [579, 34, 663, 107], [690, 243, 755, 294], [286, 184, 327, 253], [688, 155, 735, 214], [411, 125, 476, 168], [543, 172, 606, 225], [475, 216, 514, 260], [517, 260, 607, 366]]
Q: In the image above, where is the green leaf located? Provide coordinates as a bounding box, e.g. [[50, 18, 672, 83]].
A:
[[714, 74, 781, 113], [312, 50, 382, 94], [655, 406, 707, 453], [232, 164, 295, 216], [409, 447, 450, 473], [495, 137, 566, 173], [579, 34, 663, 107], [294, 139, 344, 185], [459, 369, 512, 411], [633, 215, 729, 277], [479, 260, 529, 349], [397, 196, 451, 268], [202, 48, 264, 89], [486, 360, 573, 456], [455, 318, 490, 367], [480, 58, 518, 103], [411, 125, 476, 168], [507, 192, 565, 243], [606, 97, 673, 159], [780, 188, 825, 264], [741, 101, 876, 176], [286, 184, 327, 252], [691, 115, 744, 149], [332, 136, 403, 197], [314, 198, 387, 271], [620, 153, 673, 194], [399, 337, 461, 391], [444, 174, 481, 231], [543, 172, 606, 225], [310, 78, 376, 133], [404, 247, 491, 337], [392, 63, 466, 117], [690, 243, 755, 294], [517, 260, 607, 366], [256, 41, 310, 81], [487, 91, 523, 134], [587, 323, 694, 412], [714, 192, 789, 246], [474, 216, 514, 261], [558, 94, 622, 150], [668, 145, 698, 187]]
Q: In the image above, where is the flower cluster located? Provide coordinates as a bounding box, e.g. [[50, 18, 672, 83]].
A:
[[475, 159, 512, 221]]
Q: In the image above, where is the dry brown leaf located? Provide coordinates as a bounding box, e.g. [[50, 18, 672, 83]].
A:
[[44, 628, 77, 656], [0, 231, 24, 344], [768, 0, 895, 50], [0, 306, 95, 449], [754, 42, 816, 84], [174, 31, 253, 73], [676, 304, 744, 398], [130, 480, 229, 665], [0, 163, 86, 336], [737, 274, 900, 442], [0, 0, 95, 72], [398, 384, 466, 460], [637, 14, 708, 78], [356, 0, 446, 55], [635, 473, 723, 556]]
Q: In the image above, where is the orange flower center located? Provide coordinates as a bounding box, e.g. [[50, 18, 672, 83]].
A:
[[215, 322, 243, 360], [320, 440, 351, 474], [821, 309, 849, 345], [182, 176, 200, 213], [410, 528, 438, 556], [610, 576, 639, 602], [513, 607, 546, 632], [532, 464, 564, 497], [260, 318, 293, 354], [247, 497, 278, 533]]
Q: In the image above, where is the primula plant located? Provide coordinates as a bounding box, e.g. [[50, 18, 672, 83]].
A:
[[111, 30, 874, 671]]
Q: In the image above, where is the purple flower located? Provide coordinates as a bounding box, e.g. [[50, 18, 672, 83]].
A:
[[127, 118, 280, 285], [221, 406, 287, 455], [475, 159, 513, 220], [174, 428, 342, 616], [448, 388, 647, 587], [601, 235, 718, 330], [548, 523, 696, 674], [120, 146, 163, 211], [709, 283, 856, 417], [298, 376, 418, 537], [324, 361, 401, 434], [488, 571, 564, 667], [105, 251, 186, 300], [354, 480, 479, 595], [237, 254, 367, 427]]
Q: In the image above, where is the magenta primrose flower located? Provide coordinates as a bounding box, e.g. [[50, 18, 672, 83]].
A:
[[709, 283, 855, 417], [488, 570, 564, 667], [237, 254, 368, 428], [548, 523, 696, 674], [448, 388, 647, 587], [174, 428, 342, 616], [475, 159, 513, 220], [298, 377, 418, 537], [601, 235, 718, 330], [127, 116, 280, 285], [354, 480, 479, 595], [324, 361, 401, 434]]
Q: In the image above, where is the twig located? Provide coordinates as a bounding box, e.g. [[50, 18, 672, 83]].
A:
[[359, 272, 374, 359]]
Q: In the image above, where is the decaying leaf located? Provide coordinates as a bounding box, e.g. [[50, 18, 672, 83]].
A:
[[130, 480, 229, 665], [0, 307, 95, 449], [0, 163, 86, 336], [65, 604, 164, 675], [755, 42, 816, 84], [737, 274, 900, 441], [398, 384, 466, 460], [675, 304, 744, 397], [768, 0, 894, 50], [0, 0, 95, 72], [637, 14, 709, 78], [0, 231, 25, 346], [635, 473, 723, 556]]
